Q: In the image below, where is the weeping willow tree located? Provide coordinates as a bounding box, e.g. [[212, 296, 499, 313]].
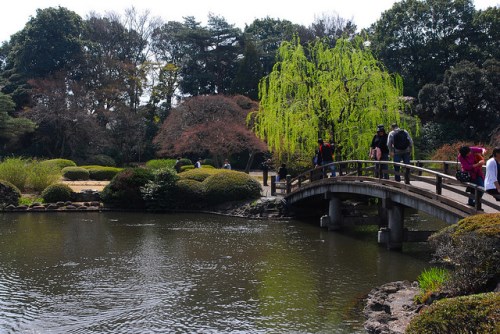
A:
[[252, 36, 417, 161]]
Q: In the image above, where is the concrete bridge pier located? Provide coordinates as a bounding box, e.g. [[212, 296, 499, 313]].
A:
[[378, 200, 404, 250], [323, 193, 342, 231]]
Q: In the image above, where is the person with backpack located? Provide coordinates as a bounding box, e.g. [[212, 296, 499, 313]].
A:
[[387, 123, 413, 183], [316, 138, 336, 177]]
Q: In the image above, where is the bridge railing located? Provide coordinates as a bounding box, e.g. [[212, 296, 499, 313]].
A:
[[272, 160, 500, 213]]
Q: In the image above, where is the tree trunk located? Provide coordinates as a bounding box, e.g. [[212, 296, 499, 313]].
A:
[[244, 150, 256, 174]]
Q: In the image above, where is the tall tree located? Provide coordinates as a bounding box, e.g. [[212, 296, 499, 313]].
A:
[[0, 92, 35, 152], [252, 37, 412, 161], [153, 95, 267, 167], [370, 0, 477, 96]]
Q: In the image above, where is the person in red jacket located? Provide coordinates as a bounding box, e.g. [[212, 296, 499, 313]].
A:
[[316, 138, 336, 177]]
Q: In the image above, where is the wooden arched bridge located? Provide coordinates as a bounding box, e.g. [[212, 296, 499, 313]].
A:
[[271, 160, 499, 249]]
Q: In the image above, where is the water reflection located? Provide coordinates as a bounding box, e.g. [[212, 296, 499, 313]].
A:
[[0, 212, 433, 333]]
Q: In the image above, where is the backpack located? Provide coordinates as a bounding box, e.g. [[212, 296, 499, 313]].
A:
[[320, 143, 334, 161], [393, 130, 410, 150]]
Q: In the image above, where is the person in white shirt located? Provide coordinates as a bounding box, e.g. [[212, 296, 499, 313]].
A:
[[484, 147, 500, 200]]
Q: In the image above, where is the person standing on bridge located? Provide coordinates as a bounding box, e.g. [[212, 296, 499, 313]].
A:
[[387, 123, 413, 183], [370, 125, 389, 179], [458, 146, 485, 208], [316, 138, 336, 177], [485, 147, 500, 201]]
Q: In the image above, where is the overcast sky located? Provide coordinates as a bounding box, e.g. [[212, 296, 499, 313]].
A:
[[1, 0, 498, 43]]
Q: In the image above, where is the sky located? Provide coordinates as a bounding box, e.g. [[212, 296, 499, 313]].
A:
[[1, 0, 498, 43]]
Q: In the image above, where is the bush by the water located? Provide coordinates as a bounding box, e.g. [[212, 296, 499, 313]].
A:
[[81, 166, 122, 180], [429, 213, 500, 295], [101, 168, 154, 209], [0, 180, 21, 207], [0, 157, 30, 191], [406, 292, 500, 334], [0, 158, 61, 192], [40, 159, 77, 170], [141, 168, 180, 211], [203, 170, 262, 204], [62, 167, 90, 181], [175, 179, 204, 208], [41, 183, 73, 203]]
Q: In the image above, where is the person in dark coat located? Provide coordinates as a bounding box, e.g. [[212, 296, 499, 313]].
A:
[[370, 125, 389, 179], [261, 159, 271, 186]]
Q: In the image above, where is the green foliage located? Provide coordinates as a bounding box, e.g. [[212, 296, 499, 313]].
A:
[[180, 165, 195, 172], [0, 180, 21, 207], [82, 166, 122, 181], [40, 158, 77, 170], [26, 161, 61, 192], [41, 183, 73, 203], [101, 168, 154, 209], [429, 213, 500, 295], [0, 92, 36, 148], [0, 157, 31, 191], [406, 292, 500, 334], [141, 168, 180, 211], [415, 267, 450, 304], [179, 168, 222, 182], [145, 159, 176, 170], [62, 167, 90, 181], [85, 154, 116, 167], [254, 36, 416, 162], [203, 170, 262, 204], [174, 179, 205, 208]]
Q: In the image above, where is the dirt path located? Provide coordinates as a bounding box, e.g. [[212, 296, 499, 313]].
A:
[[62, 180, 109, 192]]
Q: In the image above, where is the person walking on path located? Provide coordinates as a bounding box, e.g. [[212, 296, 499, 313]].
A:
[[261, 159, 271, 186], [316, 138, 336, 177], [458, 146, 486, 208], [484, 147, 500, 201], [370, 125, 389, 179], [387, 123, 413, 183]]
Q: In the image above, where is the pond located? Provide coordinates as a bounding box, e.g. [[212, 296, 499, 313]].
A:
[[0, 212, 437, 333]]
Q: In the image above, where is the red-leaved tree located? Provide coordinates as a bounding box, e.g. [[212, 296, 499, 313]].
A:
[[153, 95, 268, 170]]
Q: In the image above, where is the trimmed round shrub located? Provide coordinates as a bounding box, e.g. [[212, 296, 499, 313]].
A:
[[175, 179, 205, 208], [40, 159, 77, 170], [145, 159, 176, 170], [179, 168, 222, 182], [62, 167, 90, 181], [101, 168, 154, 209], [203, 170, 262, 204], [180, 165, 195, 172], [0, 180, 21, 207], [85, 154, 116, 167], [41, 183, 73, 203], [85, 166, 122, 181], [406, 292, 500, 334], [429, 213, 500, 295]]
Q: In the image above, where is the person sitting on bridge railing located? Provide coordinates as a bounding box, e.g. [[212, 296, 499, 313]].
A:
[[458, 146, 486, 208], [485, 147, 500, 201]]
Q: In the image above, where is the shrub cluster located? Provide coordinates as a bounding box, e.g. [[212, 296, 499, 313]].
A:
[[81, 166, 122, 180], [0, 157, 61, 192], [84, 154, 116, 167], [62, 167, 90, 181], [101, 168, 154, 209], [40, 159, 77, 170], [41, 183, 73, 203], [0, 180, 21, 207], [203, 170, 262, 204], [406, 292, 500, 334], [141, 168, 180, 211], [429, 213, 500, 295], [145, 159, 176, 170]]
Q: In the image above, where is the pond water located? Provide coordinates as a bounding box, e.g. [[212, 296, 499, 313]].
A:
[[0, 212, 437, 333]]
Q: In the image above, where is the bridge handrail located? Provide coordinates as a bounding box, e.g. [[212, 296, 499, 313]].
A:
[[273, 159, 499, 213]]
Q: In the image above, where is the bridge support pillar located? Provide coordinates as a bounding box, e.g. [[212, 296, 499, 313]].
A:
[[386, 203, 404, 250], [327, 196, 342, 231]]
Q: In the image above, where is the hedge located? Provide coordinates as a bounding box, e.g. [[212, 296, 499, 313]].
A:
[[41, 183, 73, 203], [62, 167, 90, 181]]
